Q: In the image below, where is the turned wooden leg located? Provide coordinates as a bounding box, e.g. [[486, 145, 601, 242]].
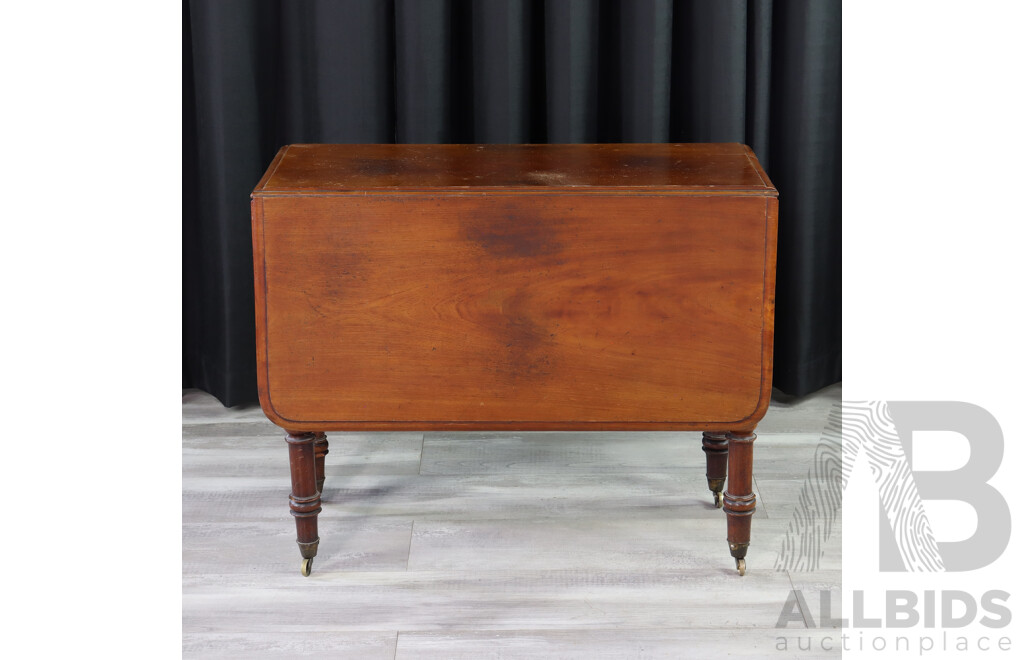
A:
[[286, 430, 322, 577], [314, 432, 329, 493], [723, 430, 756, 576], [702, 431, 729, 508]]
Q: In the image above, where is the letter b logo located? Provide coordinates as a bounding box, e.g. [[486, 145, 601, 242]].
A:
[[881, 402, 1010, 571]]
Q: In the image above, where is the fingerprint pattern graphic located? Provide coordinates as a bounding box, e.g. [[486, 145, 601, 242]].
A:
[[773, 403, 843, 571], [775, 401, 945, 572]]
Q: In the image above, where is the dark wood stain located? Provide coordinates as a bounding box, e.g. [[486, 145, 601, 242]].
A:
[[252, 144, 777, 430], [499, 289, 557, 381], [251, 143, 778, 576], [461, 205, 564, 259], [352, 157, 406, 177], [256, 143, 773, 192]]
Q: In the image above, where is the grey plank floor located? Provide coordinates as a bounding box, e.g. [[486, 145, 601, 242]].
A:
[[183, 384, 842, 659]]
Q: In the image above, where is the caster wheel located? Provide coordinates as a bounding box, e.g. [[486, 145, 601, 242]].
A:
[[713, 491, 724, 508], [301, 557, 314, 577], [736, 558, 746, 576]]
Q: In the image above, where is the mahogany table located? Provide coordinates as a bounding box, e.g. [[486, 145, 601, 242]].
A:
[[250, 143, 778, 577]]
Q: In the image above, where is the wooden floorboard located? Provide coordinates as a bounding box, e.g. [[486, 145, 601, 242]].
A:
[[182, 385, 841, 657], [394, 629, 841, 659], [183, 631, 398, 659]]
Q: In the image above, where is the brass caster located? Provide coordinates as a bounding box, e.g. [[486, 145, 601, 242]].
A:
[[713, 491, 724, 508], [301, 557, 314, 577], [736, 558, 746, 576]]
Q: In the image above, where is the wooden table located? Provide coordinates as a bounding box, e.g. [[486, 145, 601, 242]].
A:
[[251, 143, 778, 576]]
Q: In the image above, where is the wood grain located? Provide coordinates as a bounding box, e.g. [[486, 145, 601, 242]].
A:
[[253, 143, 774, 194], [254, 191, 776, 430], [248, 143, 779, 576], [182, 569, 797, 632], [394, 630, 840, 660], [184, 632, 397, 659]]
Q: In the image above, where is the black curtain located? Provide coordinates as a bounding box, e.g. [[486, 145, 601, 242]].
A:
[[184, 0, 840, 406]]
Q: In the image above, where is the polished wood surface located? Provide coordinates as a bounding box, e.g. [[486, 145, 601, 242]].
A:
[[285, 430, 321, 565], [724, 430, 758, 574], [314, 432, 329, 494], [252, 144, 777, 432], [251, 143, 778, 574], [702, 431, 729, 505], [254, 143, 773, 194]]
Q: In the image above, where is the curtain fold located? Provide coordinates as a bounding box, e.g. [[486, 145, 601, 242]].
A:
[[184, 0, 841, 405], [395, 0, 452, 143], [470, 0, 547, 142], [280, 0, 395, 143], [670, 0, 750, 142], [767, 0, 842, 396], [543, 0, 599, 143], [615, 0, 674, 142]]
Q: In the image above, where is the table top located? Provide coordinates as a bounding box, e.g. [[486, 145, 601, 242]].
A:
[[252, 143, 777, 196]]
